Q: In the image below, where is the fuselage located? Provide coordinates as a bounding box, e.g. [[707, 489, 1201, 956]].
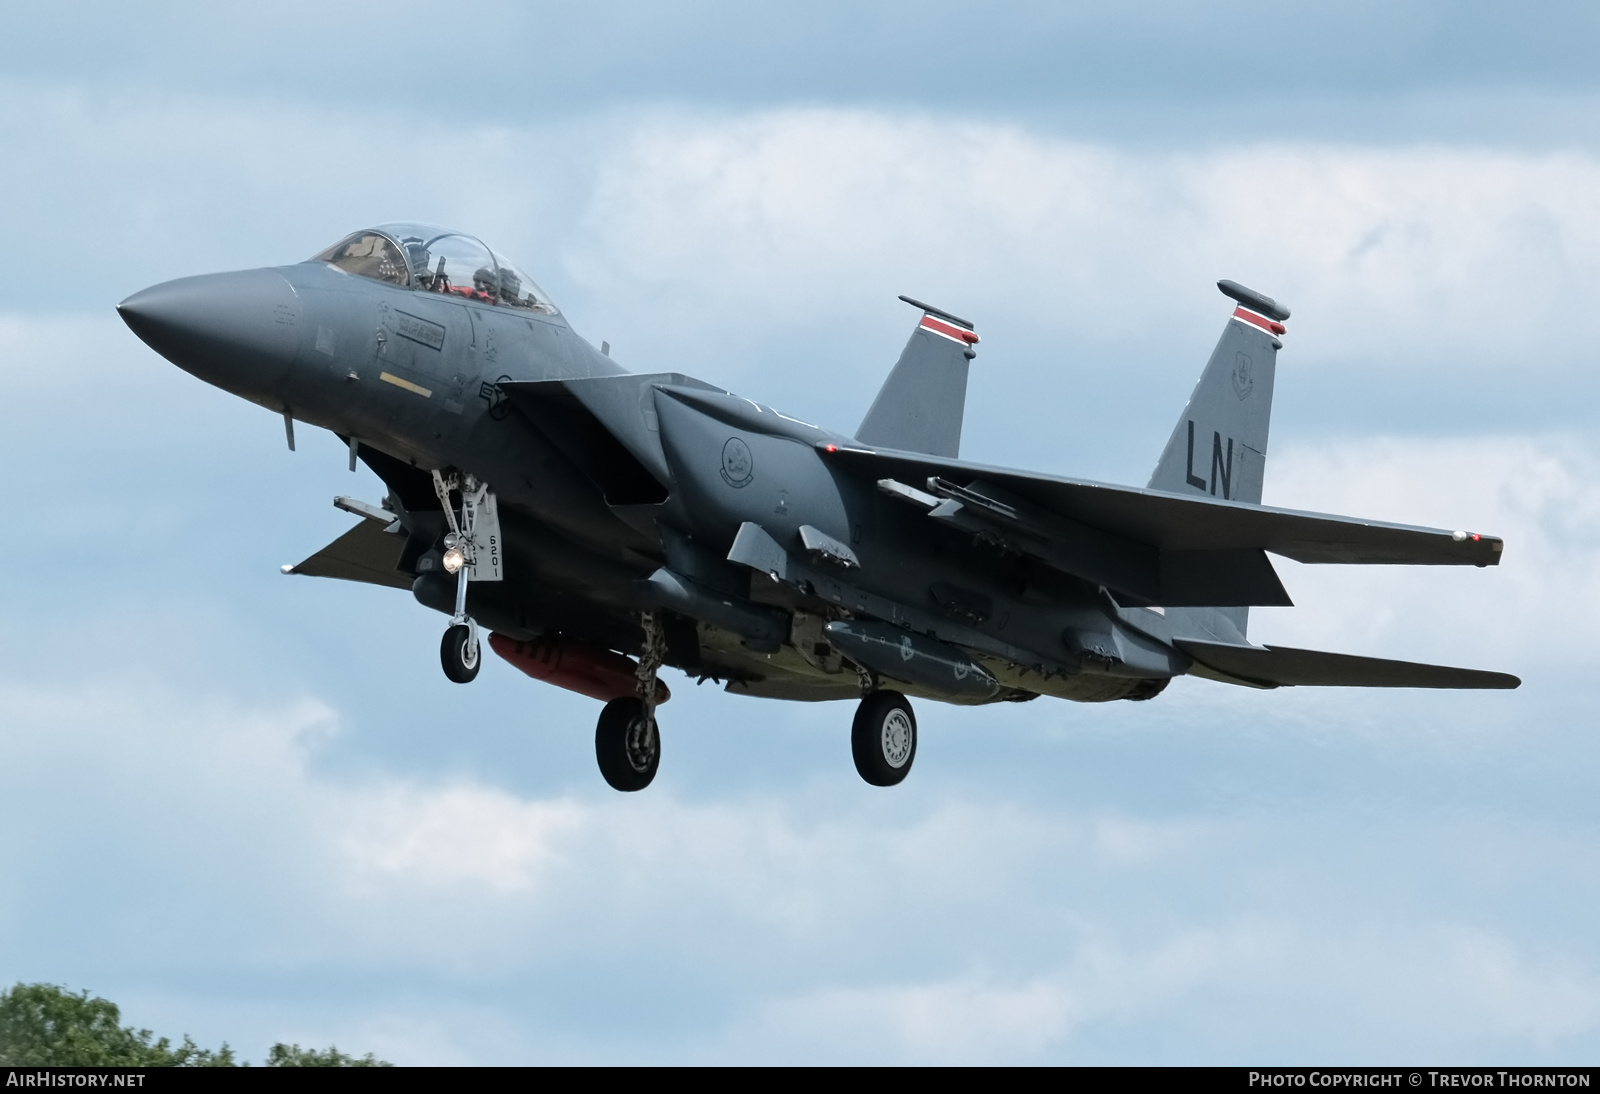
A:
[[114, 225, 1518, 791], [116, 229, 1188, 706]]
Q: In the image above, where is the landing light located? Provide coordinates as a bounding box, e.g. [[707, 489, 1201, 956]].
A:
[[443, 547, 466, 574]]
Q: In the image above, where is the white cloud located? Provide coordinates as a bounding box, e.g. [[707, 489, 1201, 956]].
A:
[[4, 664, 1598, 1062], [339, 783, 582, 894], [1257, 432, 1600, 667], [1431, 926, 1600, 1047], [10, 86, 1600, 388], [739, 920, 1600, 1063], [572, 109, 1600, 378]]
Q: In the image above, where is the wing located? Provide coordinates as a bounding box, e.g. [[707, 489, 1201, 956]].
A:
[[823, 444, 1502, 608]]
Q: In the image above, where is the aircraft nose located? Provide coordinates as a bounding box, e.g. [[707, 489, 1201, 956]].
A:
[[118, 269, 302, 399]]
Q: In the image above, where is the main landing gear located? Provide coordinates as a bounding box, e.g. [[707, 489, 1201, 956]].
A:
[[852, 688, 917, 786], [433, 469, 494, 684], [595, 611, 666, 792]]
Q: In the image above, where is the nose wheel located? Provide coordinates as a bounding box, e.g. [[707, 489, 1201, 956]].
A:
[[431, 469, 498, 685], [852, 690, 917, 786], [441, 622, 481, 683]]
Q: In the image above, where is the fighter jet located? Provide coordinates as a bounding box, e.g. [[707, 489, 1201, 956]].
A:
[[117, 223, 1519, 791]]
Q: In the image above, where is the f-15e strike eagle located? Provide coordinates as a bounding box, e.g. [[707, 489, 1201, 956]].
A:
[[118, 223, 1518, 791]]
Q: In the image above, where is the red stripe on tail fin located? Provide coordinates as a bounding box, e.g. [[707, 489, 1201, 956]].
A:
[[1232, 306, 1287, 336], [920, 314, 980, 345]]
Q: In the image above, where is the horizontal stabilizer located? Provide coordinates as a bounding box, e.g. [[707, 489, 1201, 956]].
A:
[[1177, 639, 1520, 690], [286, 520, 411, 590]]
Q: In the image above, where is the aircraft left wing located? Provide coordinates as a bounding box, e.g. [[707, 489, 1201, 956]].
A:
[[825, 444, 1503, 565], [822, 444, 1502, 607]]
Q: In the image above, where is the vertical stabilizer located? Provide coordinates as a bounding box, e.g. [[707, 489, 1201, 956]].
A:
[[1152, 281, 1290, 640], [856, 296, 980, 457], [1149, 280, 1288, 505]]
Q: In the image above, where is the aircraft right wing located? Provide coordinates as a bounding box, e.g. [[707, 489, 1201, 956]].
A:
[[1176, 639, 1521, 689]]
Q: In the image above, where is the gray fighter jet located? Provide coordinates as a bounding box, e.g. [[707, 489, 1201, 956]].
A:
[[118, 223, 1518, 791]]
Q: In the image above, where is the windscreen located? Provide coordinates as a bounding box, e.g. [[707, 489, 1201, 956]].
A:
[[313, 232, 411, 286]]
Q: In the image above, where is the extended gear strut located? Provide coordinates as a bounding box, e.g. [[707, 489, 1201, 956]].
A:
[[433, 469, 490, 682], [630, 610, 667, 767]]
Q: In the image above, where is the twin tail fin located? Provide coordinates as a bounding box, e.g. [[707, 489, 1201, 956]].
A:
[[1152, 280, 1290, 640], [856, 296, 980, 458], [1149, 280, 1289, 506]]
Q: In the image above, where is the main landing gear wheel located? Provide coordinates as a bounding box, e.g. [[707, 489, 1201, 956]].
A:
[[852, 690, 917, 786], [595, 696, 660, 792], [440, 623, 481, 683]]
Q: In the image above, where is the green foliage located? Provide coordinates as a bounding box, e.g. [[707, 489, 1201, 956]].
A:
[[266, 1042, 392, 1067], [0, 983, 236, 1066], [0, 983, 391, 1067]]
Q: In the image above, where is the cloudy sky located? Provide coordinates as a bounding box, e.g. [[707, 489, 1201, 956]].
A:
[[2, 1, 1598, 1065]]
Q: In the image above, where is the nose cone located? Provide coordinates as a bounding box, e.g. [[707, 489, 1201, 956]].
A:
[[118, 269, 302, 400]]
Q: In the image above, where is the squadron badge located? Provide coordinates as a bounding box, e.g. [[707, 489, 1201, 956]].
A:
[[720, 436, 754, 487]]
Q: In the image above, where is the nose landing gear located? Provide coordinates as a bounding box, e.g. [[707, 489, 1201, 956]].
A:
[[432, 469, 499, 684], [595, 611, 666, 792]]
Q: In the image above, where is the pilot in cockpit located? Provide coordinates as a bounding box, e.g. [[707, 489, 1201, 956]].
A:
[[469, 267, 500, 303], [314, 223, 559, 315]]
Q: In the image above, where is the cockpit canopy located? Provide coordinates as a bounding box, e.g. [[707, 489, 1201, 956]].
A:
[[312, 223, 558, 314]]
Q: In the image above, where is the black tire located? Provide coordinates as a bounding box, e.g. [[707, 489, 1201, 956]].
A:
[[440, 624, 481, 684], [595, 696, 660, 792], [851, 690, 916, 786]]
